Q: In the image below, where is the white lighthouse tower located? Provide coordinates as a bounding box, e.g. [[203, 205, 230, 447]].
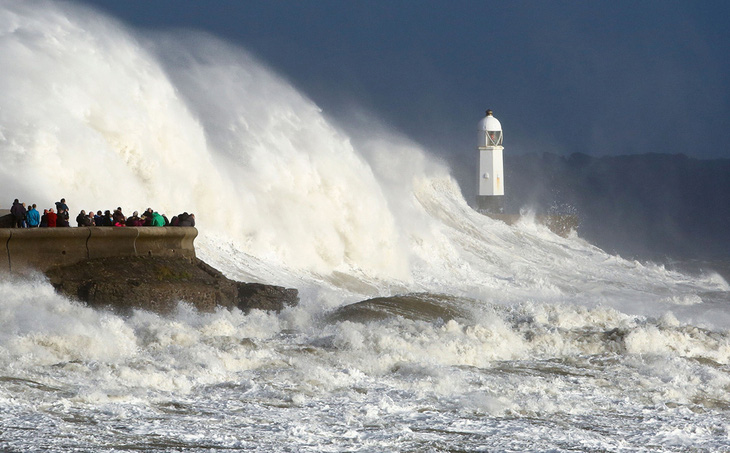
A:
[[477, 109, 504, 212]]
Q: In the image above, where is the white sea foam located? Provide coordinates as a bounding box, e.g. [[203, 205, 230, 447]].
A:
[[1, 1, 730, 451], [2, 0, 728, 308]]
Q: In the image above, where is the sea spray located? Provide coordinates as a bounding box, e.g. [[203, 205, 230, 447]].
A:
[[2, 0, 727, 308], [0, 0, 409, 279], [2, 2, 730, 450]]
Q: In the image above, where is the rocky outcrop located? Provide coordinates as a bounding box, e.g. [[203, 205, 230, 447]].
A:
[[44, 256, 298, 315]]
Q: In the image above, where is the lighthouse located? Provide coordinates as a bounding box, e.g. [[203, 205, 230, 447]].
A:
[[476, 109, 504, 212]]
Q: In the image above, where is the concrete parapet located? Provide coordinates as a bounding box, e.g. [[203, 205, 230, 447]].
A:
[[0, 229, 11, 272], [0, 209, 12, 228], [133, 226, 197, 259], [87, 227, 141, 260], [0, 227, 197, 272], [7, 228, 91, 271]]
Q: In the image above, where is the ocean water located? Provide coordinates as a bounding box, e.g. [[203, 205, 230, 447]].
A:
[[1, 1, 730, 451]]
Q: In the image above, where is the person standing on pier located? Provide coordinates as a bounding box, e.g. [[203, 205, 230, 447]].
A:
[[26, 204, 40, 228], [10, 199, 26, 228]]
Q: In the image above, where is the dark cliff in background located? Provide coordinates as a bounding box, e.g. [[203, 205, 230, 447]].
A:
[[502, 153, 730, 261]]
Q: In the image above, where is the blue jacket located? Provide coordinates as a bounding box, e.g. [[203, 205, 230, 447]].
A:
[[26, 208, 40, 226]]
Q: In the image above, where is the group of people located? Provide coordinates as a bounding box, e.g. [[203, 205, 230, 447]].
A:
[[9, 198, 68, 228], [9, 198, 195, 229]]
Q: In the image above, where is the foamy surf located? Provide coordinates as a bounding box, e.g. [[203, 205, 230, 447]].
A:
[[1, 1, 729, 451]]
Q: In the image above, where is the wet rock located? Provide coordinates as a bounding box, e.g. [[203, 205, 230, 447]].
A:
[[237, 283, 299, 313], [44, 256, 298, 315]]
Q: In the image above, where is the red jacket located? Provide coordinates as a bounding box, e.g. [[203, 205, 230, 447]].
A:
[[47, 212, 57, 227]]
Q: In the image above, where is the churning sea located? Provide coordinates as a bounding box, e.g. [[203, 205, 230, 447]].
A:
[[2, 1, 730, 451], [2, 206, 729, 452]]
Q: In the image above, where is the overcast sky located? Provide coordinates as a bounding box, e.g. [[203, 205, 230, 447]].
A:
[[79, 0, 730, 178]]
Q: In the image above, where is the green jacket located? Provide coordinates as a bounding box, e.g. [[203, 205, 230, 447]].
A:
[[151, 212, 165, 227]]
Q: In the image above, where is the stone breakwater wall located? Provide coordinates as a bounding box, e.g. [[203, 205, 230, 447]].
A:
[[485, 213, 579, 237], [0, 227, 197, 272]]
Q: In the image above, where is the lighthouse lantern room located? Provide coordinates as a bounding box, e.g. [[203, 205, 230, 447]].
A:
[[477, 109, 504, 212]]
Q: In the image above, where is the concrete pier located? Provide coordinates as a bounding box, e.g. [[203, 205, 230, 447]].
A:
[[484, 213, 579, 237], [0, 226, 197, 273]]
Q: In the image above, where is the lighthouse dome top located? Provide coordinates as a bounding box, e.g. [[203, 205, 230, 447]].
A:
[[478, 109, 502, 132], [478, 109, 503, 147]]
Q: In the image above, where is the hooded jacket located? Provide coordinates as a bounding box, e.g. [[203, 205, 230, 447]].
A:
[[26, 208, 40, 227]]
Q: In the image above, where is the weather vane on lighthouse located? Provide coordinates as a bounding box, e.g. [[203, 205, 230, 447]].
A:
[[476, 109, 504, 213]]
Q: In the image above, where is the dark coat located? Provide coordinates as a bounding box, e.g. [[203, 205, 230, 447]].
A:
[[55, 201, 69, 213], [10, 201, 26, 220], [76, 212, 93, 227], [177, 212, 195, 227]]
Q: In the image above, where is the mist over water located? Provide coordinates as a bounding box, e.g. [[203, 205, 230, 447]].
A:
[[0, 0, 412, 280], [2, 1, 730, 451]]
